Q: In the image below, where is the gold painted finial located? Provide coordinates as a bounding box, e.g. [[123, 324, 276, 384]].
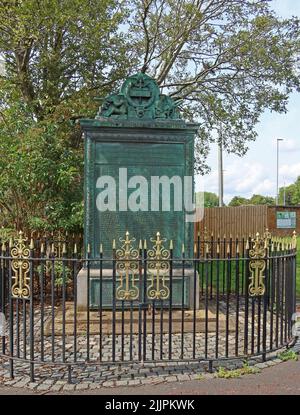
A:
[[292, 230, 297, 250]]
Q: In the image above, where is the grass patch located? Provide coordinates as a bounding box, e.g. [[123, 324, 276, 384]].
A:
[[197, 237, 299, 298], [197, 258, 246, 295], [215, 363, 260, 379], [277, 350, 298, 362]]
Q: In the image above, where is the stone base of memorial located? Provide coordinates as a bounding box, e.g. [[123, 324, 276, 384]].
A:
[[77, 268, 199, 311]]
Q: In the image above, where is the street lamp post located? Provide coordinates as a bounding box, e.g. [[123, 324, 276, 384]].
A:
[[218, 124, 224, 207], [218, 138, 224, 207], [276, 138, 284, 205]]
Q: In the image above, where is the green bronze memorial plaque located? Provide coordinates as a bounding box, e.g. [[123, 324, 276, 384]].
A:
[[77, 73, 199, 310]]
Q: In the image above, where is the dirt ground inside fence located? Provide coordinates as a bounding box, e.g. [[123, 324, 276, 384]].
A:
[[45, 302, 236, 336]]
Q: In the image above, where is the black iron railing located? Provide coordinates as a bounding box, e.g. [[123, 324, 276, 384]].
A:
[[0, 231, 297, 383]]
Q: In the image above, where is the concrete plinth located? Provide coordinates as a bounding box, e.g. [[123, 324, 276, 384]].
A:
[[77, 268, 199, 311]]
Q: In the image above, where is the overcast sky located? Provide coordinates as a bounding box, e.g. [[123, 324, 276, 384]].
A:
[[195, 0, 300, 204]]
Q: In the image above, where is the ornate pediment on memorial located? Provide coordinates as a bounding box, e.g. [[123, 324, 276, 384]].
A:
[[96, 72, 181, 121]]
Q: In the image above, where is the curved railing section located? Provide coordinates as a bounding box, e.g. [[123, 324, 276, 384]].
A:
[[0, 230, 297, 382]]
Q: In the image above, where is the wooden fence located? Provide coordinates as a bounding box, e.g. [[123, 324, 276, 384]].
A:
[[195, 205, 268, 238]]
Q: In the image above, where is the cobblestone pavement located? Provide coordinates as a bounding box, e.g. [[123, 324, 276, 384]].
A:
[[0, 342, 299, 393], [68, 359, 300, 395], [0, 353, 299, 395]]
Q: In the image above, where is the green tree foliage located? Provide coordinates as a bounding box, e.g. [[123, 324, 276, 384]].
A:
[[196, 191, 219, 207], [0, 0, 131, 120], [0, 0, 299, 230], [228, 194, 275, 206], [228, 196, 250, 207], [0, 0, 131, 231], [278, 176, 300, 205], [249, 194, 275, 205], [129, 0, 300, 172], [204, 191, 219, 208]]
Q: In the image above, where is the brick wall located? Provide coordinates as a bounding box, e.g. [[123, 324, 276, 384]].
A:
[[267, 206, 300, 237]]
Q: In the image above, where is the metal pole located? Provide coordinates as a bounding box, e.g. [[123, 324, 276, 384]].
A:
[[218, 126, 224, 207], [276, 140, 279, 205], [276, 139, 283, 205]]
